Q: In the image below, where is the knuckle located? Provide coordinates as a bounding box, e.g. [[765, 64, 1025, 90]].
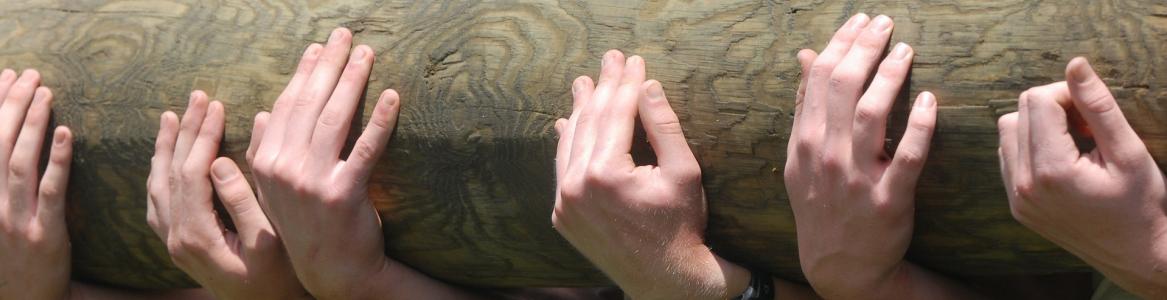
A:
[[317, 109, 344, 128], [1080, 92, 1118, 114], [820, 152, 848, 173], [828, 67, 864, 90], [895, 149, 926, 168], [350, 140, 378, 162], [584, 164, 619, 188], [809, 61, 836, 79], [653, 118, 685, 136], [853, 103, 882, 125], [39, 185, 62, 199], [178, 164, 205, 183], [250, 234, 282, 253], [7, 159, 32, 180], [558, 180, 587, 202]]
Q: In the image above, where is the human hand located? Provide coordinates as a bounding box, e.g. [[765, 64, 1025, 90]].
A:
[[146, 91, 309, 300], [552, 50, 749, 299], [248, 28, 474, 299], [998, 57, 1167, 298], [784, 14, 975, 299], [0, 69, 75, 300]]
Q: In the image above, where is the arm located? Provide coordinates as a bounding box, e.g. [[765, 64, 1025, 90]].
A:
[[246, 27, 479, 300], [783, 13, 980, 299], [551, 50, 818, 300], [998, 57, 1167, 298]]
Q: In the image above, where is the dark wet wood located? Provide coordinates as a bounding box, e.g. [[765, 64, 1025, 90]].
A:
[[0, 0, 1164, 289]]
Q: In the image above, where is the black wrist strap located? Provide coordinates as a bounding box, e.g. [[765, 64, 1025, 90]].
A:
[[732, 269, 774, 300]]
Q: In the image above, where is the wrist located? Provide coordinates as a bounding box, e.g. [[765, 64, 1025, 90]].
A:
[[807, 260, 907, 299], [623, 244, 750, 300]]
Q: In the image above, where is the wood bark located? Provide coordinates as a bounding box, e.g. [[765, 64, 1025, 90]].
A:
[[0, 0, 1165, 289]]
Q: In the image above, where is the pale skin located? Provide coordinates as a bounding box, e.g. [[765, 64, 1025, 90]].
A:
[[552, 49, 818, 300], [0, 69, 209, 300], [246, 27, 481, 300], [146, 90, 312, 299], [998, 57, 1167, 298], [783, 14, 980, 299]]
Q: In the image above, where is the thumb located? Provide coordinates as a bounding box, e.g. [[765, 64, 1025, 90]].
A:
[[1065, 57, 1147, 165], [210, 157, 273, 249]]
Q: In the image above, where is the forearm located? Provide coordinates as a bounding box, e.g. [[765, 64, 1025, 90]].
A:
[[773, 278, 819, 300], [620, 245, 750, 300], [68, 282, 213, 300], [350, 260, 484, 300], [1076, 249, 1167, 299], [873, 262, 982, 300]]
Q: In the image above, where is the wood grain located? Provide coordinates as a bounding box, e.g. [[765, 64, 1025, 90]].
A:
[[0, 0, 1164, 289]]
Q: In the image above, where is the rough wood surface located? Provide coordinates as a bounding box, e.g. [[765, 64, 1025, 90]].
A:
[[0, 0, 1165, 289]]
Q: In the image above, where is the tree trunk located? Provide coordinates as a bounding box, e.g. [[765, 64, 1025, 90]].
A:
[[1, 0, 1164, 289]]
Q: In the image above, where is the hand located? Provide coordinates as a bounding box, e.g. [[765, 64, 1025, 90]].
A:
[[146, 91, 309, 299], [0, 69, 74, 300], [784, 14, 974, 299], [248, 28, 474, 299], [552, 50, 749, 299], [998, 57, 1167, 298]]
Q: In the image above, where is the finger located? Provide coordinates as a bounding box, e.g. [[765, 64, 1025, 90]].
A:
[[853, 43, 914, 170], [566, 50, 624, 180], [1065, 57, 1147, 165], [556, 76, 594, 181], [797, 13, 871, 139], [593, 55, 645, 163], [0, 69, 18, 107], [149, 112, 179, 234], [1015, 91, 1033, 190], [640, 80, 699, 179], [8, 87, 54, 221], [309, 45, 374, 173], [997, 113, 1020, 200], [885, 92, 937, 192], [36, 127, 72, 225], [246, 112, 270, 165], [788, 49, 818, 155], [282, 28, 353, 155], [825, 15, 894, 157], [255, 44, 323, 160], [170, 91, 210, 174], [211, 157, 272, 247], [1025, 83, 1079, 173], [172, 101, 225, 238], [341, 89, 400, 181], [0, 70, 42, 170]]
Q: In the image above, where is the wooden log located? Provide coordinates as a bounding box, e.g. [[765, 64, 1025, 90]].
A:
[[0, 0, 1165, 289]]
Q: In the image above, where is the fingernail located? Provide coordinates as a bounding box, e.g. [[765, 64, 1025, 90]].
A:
[[915, 92, 935, 108], [870, 15, 892, 32], [602, 52, 610, 68], [851, 14, 871, 29], [572, 79, 581, 95], [1070, 59, 1094, 83], [330, 28, 343, 41], [353, 47, 366, 60], [305, 44, 320, 57], [212, 160, 235, 180], [53, 130, 66, 145], [892, 43, 911, 60], [628, 55, 642, 66], [647, 81, 664, 100], [0, 69, 13, 81], [383, 91, 398, 106]]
